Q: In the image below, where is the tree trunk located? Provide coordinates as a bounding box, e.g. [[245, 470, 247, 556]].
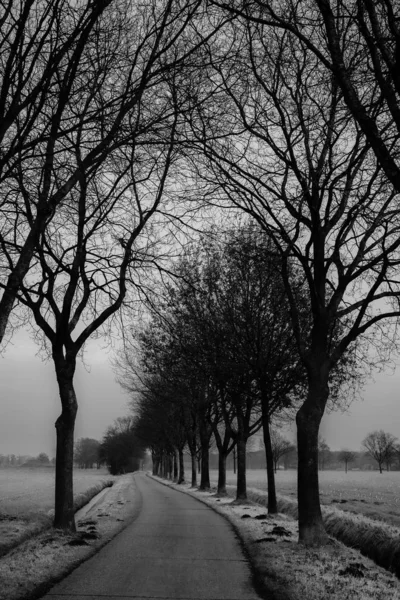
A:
[[199, 442, 210, 490], [217, 450, 227, 496], [296, 390, 328, 545], [199, 421, 210, 490], [173, 451, 178, 481], [236, 436, 247, 501], [53, 362, 78, 531], [168, 455, 173, 479], [178, 448, 185, 484], [262, 415, 278, 514], [233, 446, 236, 473], [190, 452, 197, 487]]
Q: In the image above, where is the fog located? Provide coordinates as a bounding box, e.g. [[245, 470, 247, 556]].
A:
[[0, 330, 128, 457], [1, 329, 400, 457]]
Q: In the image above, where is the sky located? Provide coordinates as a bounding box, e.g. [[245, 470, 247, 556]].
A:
[[0, 329, 129, 457], [1, 328, 400, 457]]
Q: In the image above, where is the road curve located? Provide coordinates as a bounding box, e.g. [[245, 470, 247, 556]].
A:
[[41, 472, 262, 600]]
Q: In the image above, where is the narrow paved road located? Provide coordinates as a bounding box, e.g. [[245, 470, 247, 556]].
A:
[[42, 473, 262, 600]]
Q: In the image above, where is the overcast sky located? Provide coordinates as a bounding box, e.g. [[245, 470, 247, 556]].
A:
[[1, 328, 400, 457], [0, 329, 128, 457]]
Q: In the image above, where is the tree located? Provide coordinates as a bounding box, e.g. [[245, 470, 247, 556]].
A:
[[100, 417, 145, 475], [187, 9, 398, 544], [255, 1, 400, 196], [318, 437, 331, 471], [338, 450, 356, 473], [10, 0, 217, 531], [210, 2, 400, 195], [74, 438, 100, 469], [159, 233, 264, 501], [270, 429, 295, 473], [362, 430, 397, 473], [37, 452, 50, 464], [0, 0, 116, 342]]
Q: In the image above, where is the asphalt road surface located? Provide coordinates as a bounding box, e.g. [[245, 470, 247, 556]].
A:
[[41, 472, 262, 600]]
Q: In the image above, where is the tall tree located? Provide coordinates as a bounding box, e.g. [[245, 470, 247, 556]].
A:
[[187, 14, 392, 544], [10, 0, 217, 531], [226, 1, 400, 195], [0, 0, 117, 341]]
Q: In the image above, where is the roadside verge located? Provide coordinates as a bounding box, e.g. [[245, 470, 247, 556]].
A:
[[0, 474, 140, 600]]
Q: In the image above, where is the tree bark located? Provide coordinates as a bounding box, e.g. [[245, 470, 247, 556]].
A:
[[199, 443, 210, 490], [199, 421, 211, 490], [168, 455, 173, 479], [53, 360, 78, 531], [296, 393, 328, 545], [262, 414, 278, 514], [190, 452, 197, 487], [178, 448, 185, 484], [236, 436, 247, 501], [217, 450, 227, 496]]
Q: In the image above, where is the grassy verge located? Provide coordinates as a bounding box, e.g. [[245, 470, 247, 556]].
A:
[[151, 476, 400, 600], [0, 479, 114, 559], [0, 474, 137, 600], [247, 486, 400, 578]]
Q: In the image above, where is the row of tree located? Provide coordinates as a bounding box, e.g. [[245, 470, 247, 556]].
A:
[[116, 226, 358, 519], [1, 1, 400, 548], [0, 452, 52, 467], [0, 0, 224, 530]]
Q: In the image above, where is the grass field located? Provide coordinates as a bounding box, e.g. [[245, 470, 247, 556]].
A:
[[0, 467, 113, 518], [0, 467, 114, 557], [210, 468, 400, 528]]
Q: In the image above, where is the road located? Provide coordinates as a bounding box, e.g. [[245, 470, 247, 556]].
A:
[[41, 472, 262, 600]]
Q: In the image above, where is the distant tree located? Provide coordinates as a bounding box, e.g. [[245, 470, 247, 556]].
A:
[[338, 450, 356, 474], [318, 437, 331, 471], [362, 430, 397, 473], [37, 453, 50, 464], [270, 430, 295, 473], [74, 438, 100, 469], [100, 417, 145, 475]]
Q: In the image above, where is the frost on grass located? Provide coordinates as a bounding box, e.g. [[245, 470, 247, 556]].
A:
[[155, 477, 400, 600], [0, 474, 137, 600]]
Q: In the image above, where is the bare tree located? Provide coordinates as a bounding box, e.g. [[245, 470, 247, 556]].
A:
[[338, 450, 356, 473], [270, 429, 294, 473], [187, 13, 398, 545], [210, 1, 400, 194], [0, 0, 116, 341], [362, 430, 397, 473], [10, 0, 218, 531]]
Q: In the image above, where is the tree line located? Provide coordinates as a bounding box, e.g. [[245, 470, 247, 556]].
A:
[[1, 0, 400, 547], [115, 225, 360, 514]]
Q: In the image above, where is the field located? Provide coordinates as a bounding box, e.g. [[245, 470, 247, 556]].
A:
[[0, 467, 114, 557], [0, 467, 113, 518], [210, 468, 400, 528]]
